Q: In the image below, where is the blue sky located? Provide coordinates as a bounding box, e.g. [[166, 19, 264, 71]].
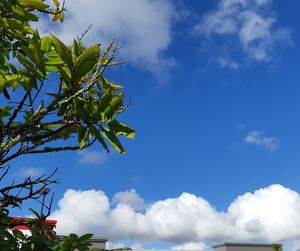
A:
[[9, 0, 300, 250]]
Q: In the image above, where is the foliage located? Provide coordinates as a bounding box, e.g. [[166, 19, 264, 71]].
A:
[[0, 0, 135, 250], [0, 0, 135, 167], [272, 244, 283, 251], [0, 167, 90, 250]]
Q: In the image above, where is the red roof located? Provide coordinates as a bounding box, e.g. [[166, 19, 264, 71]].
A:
[[10, 217, 57, 231]]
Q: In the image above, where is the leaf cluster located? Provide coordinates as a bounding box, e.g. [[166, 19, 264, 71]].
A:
[[0, 0, 135, 166], [0, 167, 132, 250]]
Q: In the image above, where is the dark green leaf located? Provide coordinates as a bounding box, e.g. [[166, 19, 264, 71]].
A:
[[108, 120, 135, 139], [88, 125, 109, 152], [101, 126, 125, 154]]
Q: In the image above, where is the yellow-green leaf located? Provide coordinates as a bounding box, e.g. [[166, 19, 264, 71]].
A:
[[52, 13, 59, 22], [58, 12, 64, 22], [108, 120, 135, 139], [0, 75, 7, 92], [19, 0, 49, 10], [102, 94, 123, 121], [111, 82, 124, 90], [41, 36, 52, 53], [53, 0, 60, 7], [11, 7, 39, 22], [77, 125, 87, 148], [73, 44, 100, 83], [50, 34, 73, 69], [6, 75, 19, 90], [0, 18, 23, 31]]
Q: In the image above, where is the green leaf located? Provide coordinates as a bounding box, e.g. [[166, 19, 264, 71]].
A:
[[9, 65, 18, 75], [98, 89, 112, 113], [73, 44, 100, 83], [12, 229, 26, 240], [77, 125, 87, 145], [19, 0, 49, 10], [0, 18, 23, 31], [57, 66, 71, 85], [58, 12, 65, 22], [45, 64, 59, 72], [11, 6, 39, 22], [111, 81, 124, 90], [78, 233, 93, 242], [50, 34, 73, 69], [41, 36, 52, 53], [53, 0, 60, 7], [108, 120, 135, 139], [88, 125, 109, 152], [0, 106, 13, 117], [6, 75, 19, 90], [46, 53, 64, 65], [20, 46, 36, 63], [28, 31, 46, 75], [0, 75, 7, 92], [16, 53, 35, 72], [101, 126, 126, 154], [103, 94, 123, 121], [79, 139, 86, 149]]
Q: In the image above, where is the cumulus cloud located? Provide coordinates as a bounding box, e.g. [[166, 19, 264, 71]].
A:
[[35, 0, 178, 80], [77, 150, 107, 165], [15, 167, 47, 178], [51, 184, 300, 249], [195, 0, 291, 62], [244, 131, 280, 151], [112, 189, 147, 211], [172, 242, 208, 250], [51, 189, 110, 234]]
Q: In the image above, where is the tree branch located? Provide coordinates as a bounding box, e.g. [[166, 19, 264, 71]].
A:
[[5, 93, 29, 135], [27, 145, 80, 154]]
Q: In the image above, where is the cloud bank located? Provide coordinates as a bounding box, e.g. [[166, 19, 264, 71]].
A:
[[51, 184, 300, 249], [195, 0, 291, 64], [36, 0, 178, 80]]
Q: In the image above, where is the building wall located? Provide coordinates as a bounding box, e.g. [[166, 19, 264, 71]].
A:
[[214, 243, 277, 251]]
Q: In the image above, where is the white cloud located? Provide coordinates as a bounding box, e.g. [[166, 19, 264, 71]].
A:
[[112, 189, 147, 211], [195, 0, 291, 62], [106, 241, 127, 250], [217, 57, 240, 69], [172, 242, 208, 250], [51, 184, 300, 249], [15, 167, 46, 178], [77, 150, 107, 165], [244, 131, 280, 151], [51, 189, 110, 234], [35, 0, 178, 80]]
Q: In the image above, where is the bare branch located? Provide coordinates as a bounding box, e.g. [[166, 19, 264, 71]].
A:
[[27, 145, 80, 154], [5, 93, 29, 134], [78, 24, 92, 42]]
